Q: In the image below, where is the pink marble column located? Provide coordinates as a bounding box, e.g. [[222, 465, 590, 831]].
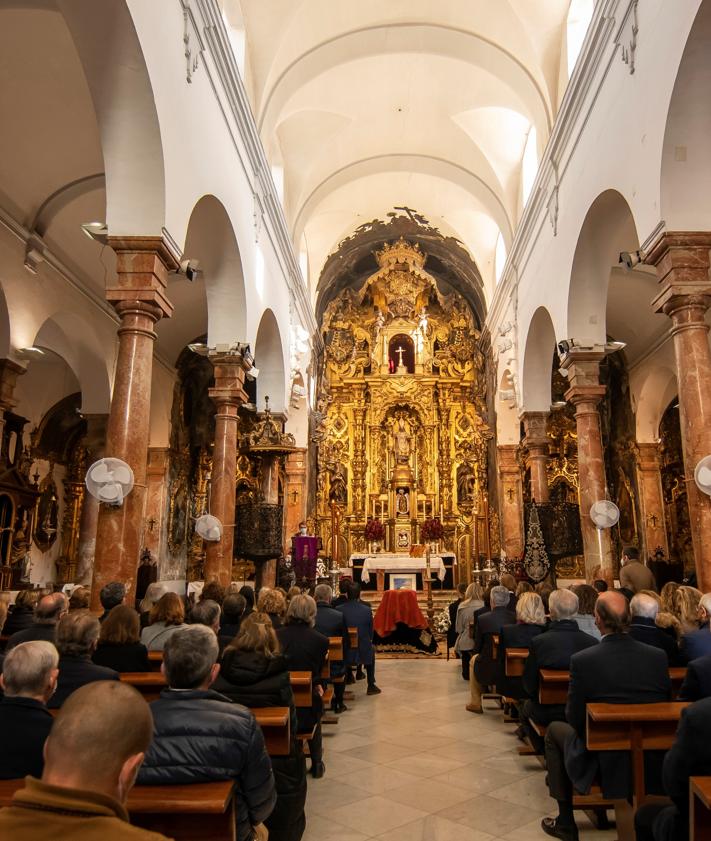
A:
[[76, 414, 108, 583], [562, 351, 613, 581], [521, 411, 550, 504], [91, 237, 176, 610], [648, 231, 711, 591], [497, 444, 524, 558], [636, 442, 669, 561], [204, 349, 250, 587]]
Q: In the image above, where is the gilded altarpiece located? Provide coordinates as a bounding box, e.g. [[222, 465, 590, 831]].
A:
[[314, 239, 491, 583]]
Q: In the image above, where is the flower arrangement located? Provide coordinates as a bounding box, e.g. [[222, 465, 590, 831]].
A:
[[432, 609, 451, 633], [421, 517, 444, 541], [364, 517, 385, 541]]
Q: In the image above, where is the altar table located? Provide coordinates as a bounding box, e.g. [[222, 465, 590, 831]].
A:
[[352, 553, 446, 584]]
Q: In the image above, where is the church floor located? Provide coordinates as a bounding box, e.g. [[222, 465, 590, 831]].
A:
[[304, 659, 616, 841]]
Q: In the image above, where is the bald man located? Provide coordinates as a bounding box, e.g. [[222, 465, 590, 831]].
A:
[[6, 592, 67, 650], [0, 681, 168, 839], [541, 591, 671, 841]]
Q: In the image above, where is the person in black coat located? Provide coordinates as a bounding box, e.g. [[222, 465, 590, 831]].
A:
[[277, 595, 329, 778], [331, 578, 351, 609], [336, 583, 380, 693], [496, 592, 546, 699], [314, 583, 349, 713], [542, 592, 671, 841], [139, 625, 276, 841], [3, 590, 37, 636], [447, 583, 467, 653], [5, 592, 67, 651], [629, 593, 682, 665], [92, 604, 150, 672], [635, 697, 711, 841], [678, 652, 711, 701], [0, 640, 58, 779], [214, 613, 307, 841], [521, 589, 598, 731], [48, 612, 119, 709], [467, 585, 515, 713], [219, 592, 247, 647]]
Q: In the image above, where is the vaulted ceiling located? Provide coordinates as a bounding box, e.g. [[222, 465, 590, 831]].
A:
[[229, 0, 579, 302]]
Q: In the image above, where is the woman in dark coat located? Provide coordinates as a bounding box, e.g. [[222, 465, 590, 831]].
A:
[[3, 590, 37, 635], [276, 595, 329, 778], [497, 592, 546, 699], [214, 612, 307, 841], [93, 605, 150, 672]]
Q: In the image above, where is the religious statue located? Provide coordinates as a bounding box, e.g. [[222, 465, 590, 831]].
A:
[[393, 418, 410, 463], [396, 487, 410, 516]]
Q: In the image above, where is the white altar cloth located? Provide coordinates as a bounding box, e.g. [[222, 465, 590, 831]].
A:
[[351, 553, 447, 583]]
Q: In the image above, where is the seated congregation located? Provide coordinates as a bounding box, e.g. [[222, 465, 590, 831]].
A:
[[0, 578, 379, 841]]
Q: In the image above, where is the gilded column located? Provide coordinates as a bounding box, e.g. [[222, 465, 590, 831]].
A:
[[76, 414, 108, 583], [204, 348, 251, 587], [91, 237, 176, 610], [284, 449, 307, 550], [521, 411, 550, 503], [497, 444, 524, 558], [647, 231, 711, 590], [351, 386, 367, 518], [562, 350, 613, 581], [636, 442, 669, 561]]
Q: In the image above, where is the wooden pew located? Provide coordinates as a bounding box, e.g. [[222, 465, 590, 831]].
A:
[[120, 672, 167, 702], [504, 647, 528, 677], [289, 670, 312, 708], [252, 706, 290, 756], [147, 650, 163, 671], [690, 776, 711, 841], [539, 667, 688, 706], [348, 626, 358, 649], [0, 779, 237, 841]]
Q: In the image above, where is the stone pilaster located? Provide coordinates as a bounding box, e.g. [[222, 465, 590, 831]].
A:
[[635, 442, 669, 561], [521, 411, 550, 503], [497, 444, 524, 558]]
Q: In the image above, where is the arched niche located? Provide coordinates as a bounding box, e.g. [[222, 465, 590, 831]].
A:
[[253, 309, 287, 412], [521, 306, 557, 412], [388, 334, 415, 374]]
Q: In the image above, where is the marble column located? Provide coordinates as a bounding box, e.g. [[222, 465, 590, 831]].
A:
[[497, 444, 524, 559], [284, 449, 307, 551], [76, 414, 108, 584], [521, 411, 550, 504], [91, 237, 176, 610], [562, 350, 613, 581], [636, 442, 669, 562], [204, 348, 250, 587], [647, 231, 711, 591]]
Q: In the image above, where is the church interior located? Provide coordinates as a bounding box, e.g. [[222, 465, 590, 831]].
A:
[[1, 1, 711, 840]]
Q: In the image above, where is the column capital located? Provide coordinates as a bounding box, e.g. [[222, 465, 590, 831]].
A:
[[208, 347, 253, 407], [564, 384, 606, 409], [645, 230, 711, 315], [106, 235, 178, 319], [497, 443, 521, 475], [520, 411, 549, 448], [0, 358, 26, 411], [636, 441, 662, 471]]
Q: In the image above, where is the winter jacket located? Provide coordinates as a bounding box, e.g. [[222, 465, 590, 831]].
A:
[[138, 687, 276, 841], [214, 650, 307, 841]]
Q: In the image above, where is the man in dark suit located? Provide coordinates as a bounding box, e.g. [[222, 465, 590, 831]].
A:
[[521, 589, 598, 733], [680, 593, 711, 662], [336, 583, 380, 695], [635, 698, 711, 841], [5, 592, 67, 651], [466, 585, 515, 713], [542, 591, 671, 841], [0, 640, 58, 778], [447, 583, 467, 654], [678, 652, 711, 701], [629, 593, 682, 665], [314, 583, 350, 713], [49, 612, 119, 709]]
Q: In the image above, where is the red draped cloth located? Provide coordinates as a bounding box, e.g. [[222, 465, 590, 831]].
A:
[[373, 589, 428, 637]]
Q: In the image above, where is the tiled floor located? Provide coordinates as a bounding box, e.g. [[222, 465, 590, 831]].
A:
[[303, 658, 616, 840]]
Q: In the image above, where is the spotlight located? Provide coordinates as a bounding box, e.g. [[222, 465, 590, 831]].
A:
[[557, 340, 572, 357], [18, 346, 45, 360], [80, 222, 108, 245], [246, 366, 260, 381], [604, 340, 627, 353], [619, 250, 645, 269], [551, 401, 567, 410], [187, 342, 208, 356], [179, 259, 201, 282]]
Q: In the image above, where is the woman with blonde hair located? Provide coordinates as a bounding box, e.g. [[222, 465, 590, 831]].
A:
[[139, 592, 188, 651], [497, 592, 546, 699], [515, 581, 533, 597], [258, 587, 287, 629], [454, 582, 484, 680], [215, 613, 306, 841], [674, 585, 703, 634]]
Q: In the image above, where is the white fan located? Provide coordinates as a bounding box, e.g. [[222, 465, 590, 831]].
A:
[[694, 456, 711, 496], [590, 500, 620, 529], [85, 458, 134, 506], [195, 514, 223, 542]]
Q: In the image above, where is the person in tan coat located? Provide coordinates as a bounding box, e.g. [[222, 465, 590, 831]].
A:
[[0, 680, 170, 841], [619, 546, 656, 593]]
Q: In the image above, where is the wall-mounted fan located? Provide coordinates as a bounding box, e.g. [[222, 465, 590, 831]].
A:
[[589, 500, 620, 529], [195, 514, 223, 541], [694, 456, 711, 496], [85, 458, 134, 506]]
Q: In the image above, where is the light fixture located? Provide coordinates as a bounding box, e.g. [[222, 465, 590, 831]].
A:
[[18, 346, 45, 359], [24, 234, 45, 275], [551, 401, 567, 410], [80, 222, 108, 245], [604, 340, 626, 353], [178, 259, 201, 282], [619, 249, 645, 269], [188, 342, 208, 356]]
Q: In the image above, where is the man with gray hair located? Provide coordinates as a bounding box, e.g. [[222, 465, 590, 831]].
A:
[[139, 625, 276, 841], [99, 581, 126, 622], [191, 598, 221, 634], [520, 589, 598, 743], [466, 584, 515, 713], [0, 640, 58, 778], [314, 583, 349, 713], [629, 592, 681, 664], [6, 591, 68, 650]]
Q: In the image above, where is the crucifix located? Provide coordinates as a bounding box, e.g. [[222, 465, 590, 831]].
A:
[[505, 488, 515, 503], [648, 513, 659, 528], [290, 490, 300, 505], [395, 345, 405, 369]]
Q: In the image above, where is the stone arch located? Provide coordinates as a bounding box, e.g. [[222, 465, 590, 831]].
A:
[[33, 312, 111, 414], [635, 366, 678, 442], [0, 284, 11, 360], [521, 306, 557, 412], [567, 189, 639, 346], [660, 0, 711, 230], [253, 309, 287, 413]]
